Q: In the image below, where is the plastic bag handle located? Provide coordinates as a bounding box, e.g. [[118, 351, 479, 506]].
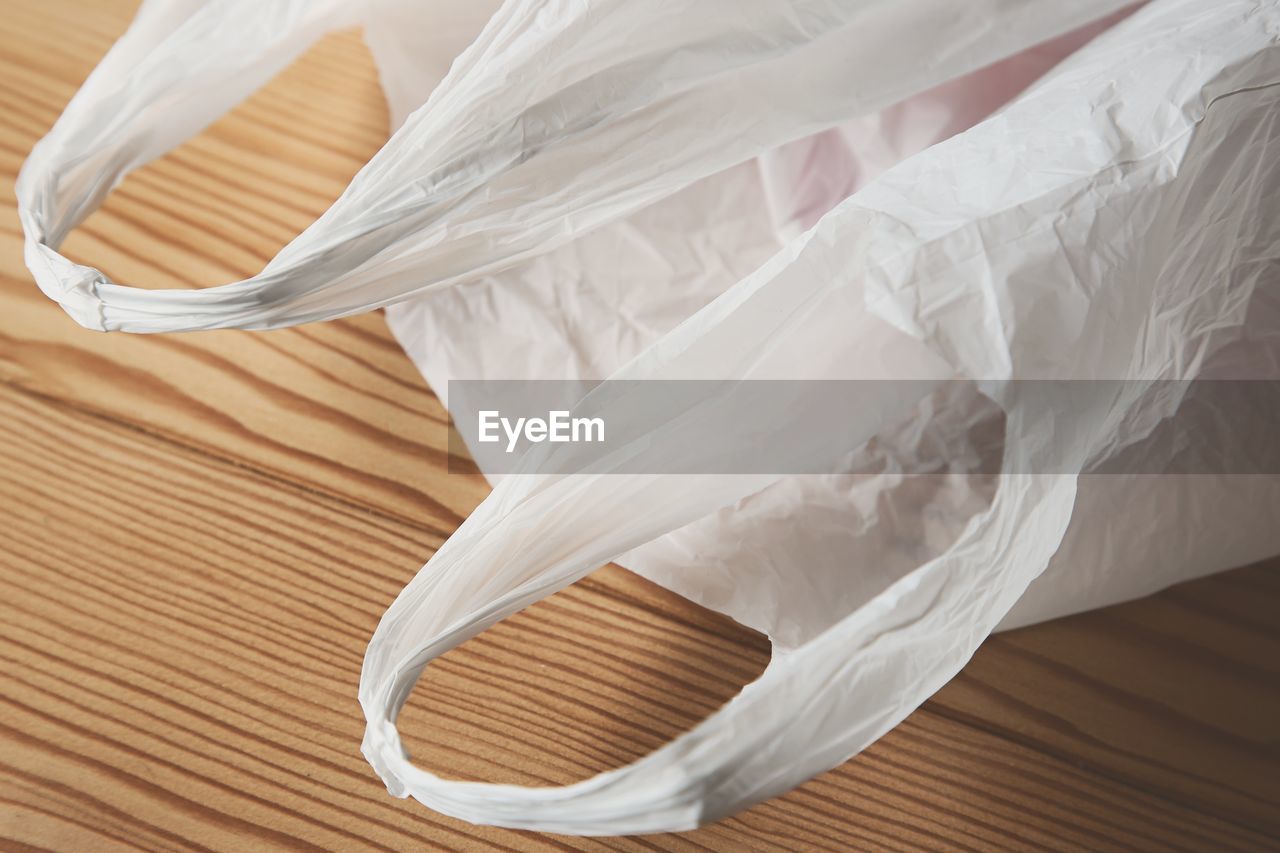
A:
[[15, 0, 370, 331], [359, 562, 719, 834], [19, 0, 1140, 334], [355, 474, 788, 834], [357, 463, 1077, 834]]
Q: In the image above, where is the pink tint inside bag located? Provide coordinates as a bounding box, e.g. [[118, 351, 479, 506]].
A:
[[760, 6, 1141, 236]]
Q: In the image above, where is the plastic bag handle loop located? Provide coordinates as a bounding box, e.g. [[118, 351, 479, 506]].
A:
[[18, 0, 1140, 334], [14, 0, 371, 332], [356, 466, 1078, 834]]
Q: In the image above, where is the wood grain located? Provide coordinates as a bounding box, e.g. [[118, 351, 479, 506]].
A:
[[1, 384, 1274, 851], [0, 0, 483, 540], [0, 0, 1276, 849]]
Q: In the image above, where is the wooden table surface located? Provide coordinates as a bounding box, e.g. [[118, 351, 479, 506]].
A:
[[1, 1, 1277, 849]]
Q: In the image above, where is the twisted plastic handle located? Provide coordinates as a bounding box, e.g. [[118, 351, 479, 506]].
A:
[[17, 0, 1136, 332], [355, 450, 1074, 832]]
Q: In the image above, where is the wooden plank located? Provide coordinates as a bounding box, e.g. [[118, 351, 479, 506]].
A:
[[933, 563, 1280, 833], [0, 382, 1272, 851]]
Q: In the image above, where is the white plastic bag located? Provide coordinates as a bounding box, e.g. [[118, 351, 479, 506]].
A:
[[18, 0, 1280, 835]]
